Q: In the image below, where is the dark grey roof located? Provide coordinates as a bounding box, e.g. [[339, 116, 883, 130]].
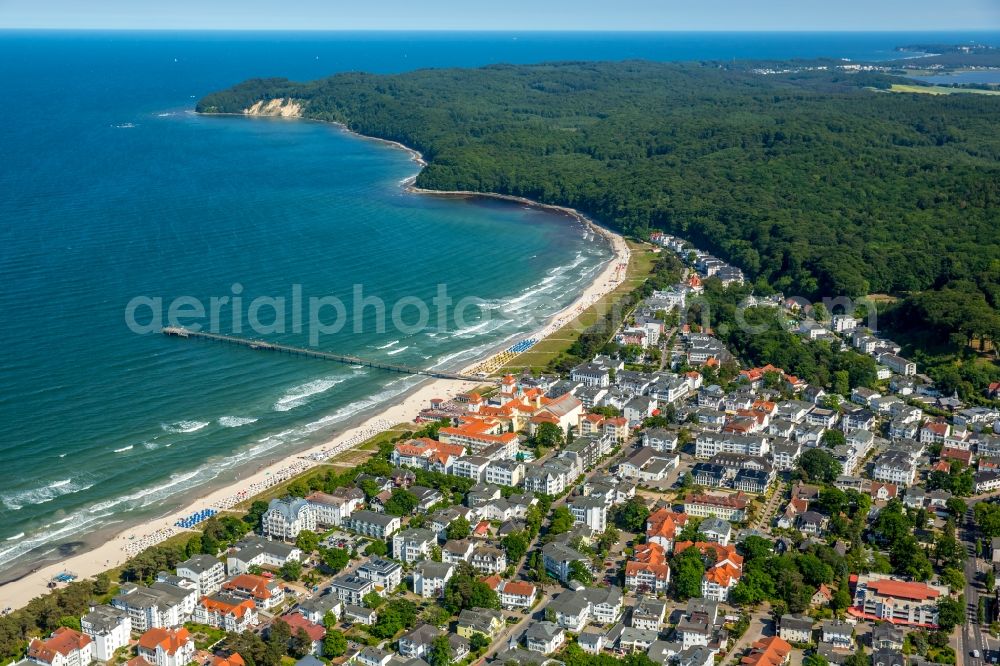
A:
[[176, 553, 221, 574], [359, 557, 402, 576], [298, 593, 343, 616], [400, 623, 441, 647], [232, 534, 298, 560], [344, 604, 376, 620], [526, 621, 564, 642], [350, 509, 399, 527], [414, 560, 455, 579], [780, 613, 814, 632], [81, 605, 128, 633]]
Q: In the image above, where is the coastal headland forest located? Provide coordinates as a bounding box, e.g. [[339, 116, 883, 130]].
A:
[[198, 58, 1000, 395]]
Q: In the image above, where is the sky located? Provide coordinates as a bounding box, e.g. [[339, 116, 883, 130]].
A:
[[1, 0, 998, 31]]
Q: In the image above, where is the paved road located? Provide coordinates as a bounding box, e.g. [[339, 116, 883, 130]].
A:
[[752, 480, 787, 532], [959, 504, 996, 666], [723, 610, 771, 665]]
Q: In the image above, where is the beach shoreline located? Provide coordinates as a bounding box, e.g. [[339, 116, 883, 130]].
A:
[[0, 110, 631, 612]]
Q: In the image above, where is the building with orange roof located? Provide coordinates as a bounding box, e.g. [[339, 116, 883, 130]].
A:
[[869, 482, 898, 502], [920, 421, 951, 444], [940, 447, 972, 466], [481, 574, 503, 591], [633, 542, 668, 565], [126, 657, 153, 666], [137, 628, 194, 666], [684, 491, 749, 521], [222, 574, 284, 610], [211, 653, 246, 666], [439, 417, 519, 457], [674, 542, 744, 601], [279, 613, 325, 656], [776, 497, 809, 529], [27, 627, 95, 666], [740, 636, 792, 666], [849, 573, 946, 627], [625, 560, 671, 593], [783, 374, 806, 391], [498, 580, 537, 609], [577, 413, 629, 442], [811, 584, 833, 607], [391, 438, 466, 474], [740, 366, 784, 388], [646, 508, 689, 551], [194, 593, 258, 632]]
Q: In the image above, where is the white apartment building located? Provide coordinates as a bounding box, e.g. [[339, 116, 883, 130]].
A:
[[262, 498, 317, 540], [175, 554, 225, 597], [80, 605, 131, 662], [569, 496, 608, 533]]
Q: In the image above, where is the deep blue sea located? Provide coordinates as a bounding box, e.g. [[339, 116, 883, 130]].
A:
[[1, 30, 998, 582]]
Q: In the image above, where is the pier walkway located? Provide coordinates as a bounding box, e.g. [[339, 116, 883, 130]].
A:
[[161, 327, 483, 382]]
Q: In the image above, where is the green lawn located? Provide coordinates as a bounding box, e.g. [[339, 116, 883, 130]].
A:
[[889, 83, 1000, 95]]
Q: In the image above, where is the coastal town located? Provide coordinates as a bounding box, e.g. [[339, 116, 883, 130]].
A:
[[5, 229, 1000, 666]]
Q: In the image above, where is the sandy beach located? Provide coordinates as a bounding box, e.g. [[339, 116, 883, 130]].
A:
[[0, 116, 632, 613]]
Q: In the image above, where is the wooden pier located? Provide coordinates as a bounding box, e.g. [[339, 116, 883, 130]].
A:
[[161, 327, 482, 382]]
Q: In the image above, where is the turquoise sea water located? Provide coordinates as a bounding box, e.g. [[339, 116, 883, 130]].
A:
[[1, 30, 998, 580]]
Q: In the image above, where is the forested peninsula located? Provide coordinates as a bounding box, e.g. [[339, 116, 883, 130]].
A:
[[198, 60, 1000, 385]]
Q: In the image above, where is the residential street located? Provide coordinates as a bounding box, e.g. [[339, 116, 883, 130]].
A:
[[959, 502, 998, 666]]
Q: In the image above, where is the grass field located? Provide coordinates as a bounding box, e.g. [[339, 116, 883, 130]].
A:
[[888, 83, 1000, 95], [497, 239, 659, 373]]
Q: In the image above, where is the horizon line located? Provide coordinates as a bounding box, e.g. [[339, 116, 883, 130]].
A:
[[2, 27, 999, 33]]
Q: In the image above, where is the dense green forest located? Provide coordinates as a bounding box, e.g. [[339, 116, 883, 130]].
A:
[[198, 60, 1000, 359]]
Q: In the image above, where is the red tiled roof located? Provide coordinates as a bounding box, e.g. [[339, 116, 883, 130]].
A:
[[28, 628, 92, 664], [789, 498, 809, 514], [213, 654, 246, 666], [941, 447, 971, 464], [685, 492, 748, 509], [646, 508, 688, 540], [501, 581, 536, 597], [223, 574, 273, 600], [481, 575, 503, 590], [705, 562, 741, 587], [866, 579, 941, 601], [634, 542, 668, 565], [138, 628, 191, 656], [200, 595, 256, 618], [626, 560, 670, 580], [741, 636, 792, 666], [870, 482, 898, 499], [280, 613, 326, 642]]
